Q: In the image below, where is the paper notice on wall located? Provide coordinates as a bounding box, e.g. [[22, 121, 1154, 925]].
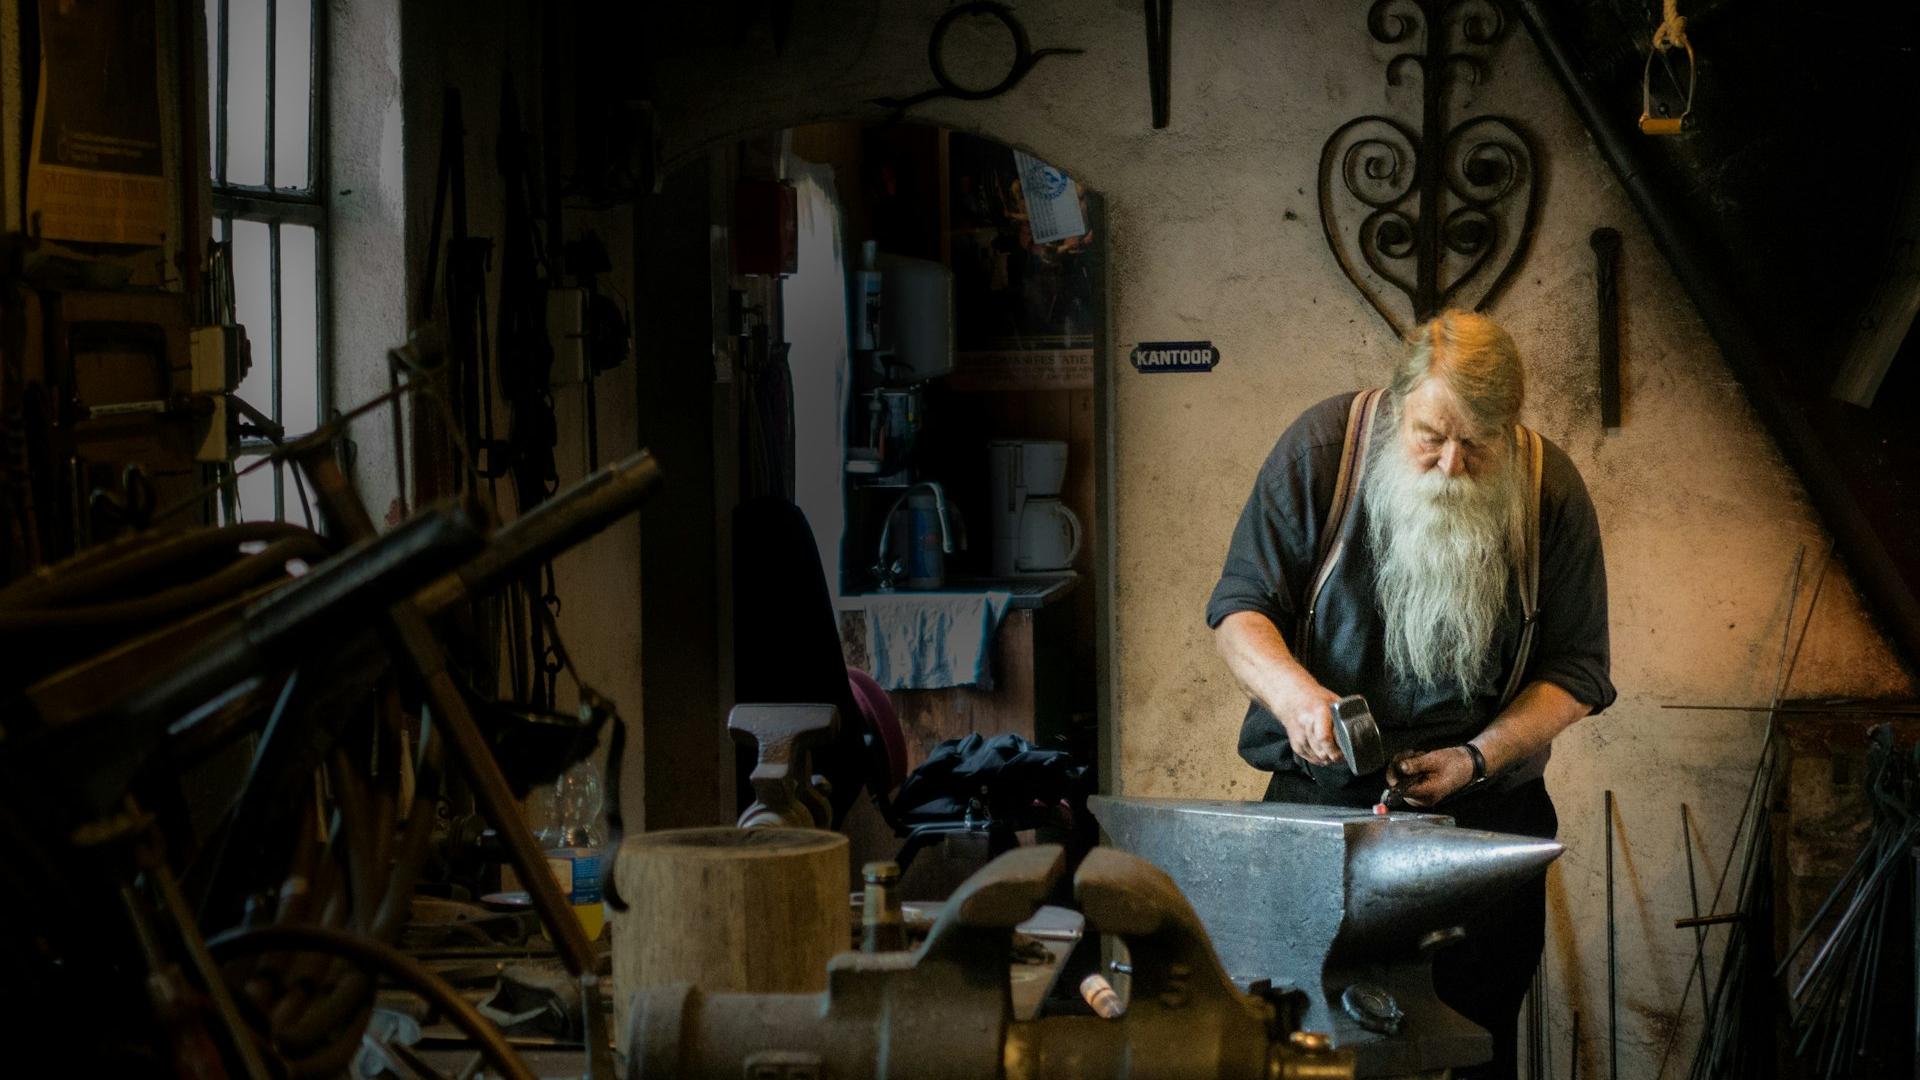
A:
[[26, 0, 168, 246], [1012, 150, 1086, 245], [950, 349, 1094, 391]]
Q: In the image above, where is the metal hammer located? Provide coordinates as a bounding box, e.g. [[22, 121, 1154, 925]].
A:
[[1331, 695, 1384, 776]]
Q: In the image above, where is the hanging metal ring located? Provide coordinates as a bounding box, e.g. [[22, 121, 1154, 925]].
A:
[[874, 2, 1082, 111], [928, 2, 1035, 101]]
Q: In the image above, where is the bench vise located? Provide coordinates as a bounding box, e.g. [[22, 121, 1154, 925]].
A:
[[622, 844, 1354, 1079]]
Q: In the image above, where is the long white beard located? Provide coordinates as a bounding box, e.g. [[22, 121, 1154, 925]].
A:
[[1363, 420, 1524, 699]]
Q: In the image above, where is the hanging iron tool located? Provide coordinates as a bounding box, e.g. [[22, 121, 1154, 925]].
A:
[[558, 232, 631, 474], [419, 89, 506, 497], [1590, 228, 1622, 428], [495, 72, 563, 709], [418, 88, 509, 704], [1142, 0, 1172, 128]]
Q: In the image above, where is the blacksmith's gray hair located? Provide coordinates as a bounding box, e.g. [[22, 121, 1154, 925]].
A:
[[1389, 310, 1525, 436]]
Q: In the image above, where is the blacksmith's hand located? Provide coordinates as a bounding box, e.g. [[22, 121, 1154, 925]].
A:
[[1275, 678, 1344, 768], [1386, 747, 1474, 807]]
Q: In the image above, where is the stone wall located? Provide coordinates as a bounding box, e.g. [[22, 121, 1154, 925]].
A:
[[643, 1, 1913, 1072]]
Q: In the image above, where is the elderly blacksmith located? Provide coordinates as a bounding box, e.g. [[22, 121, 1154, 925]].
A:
[[1208, 310, 1614, 1080]]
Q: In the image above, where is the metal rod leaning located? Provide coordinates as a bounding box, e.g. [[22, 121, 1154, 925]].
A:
[[1605, 788, 1617, 1080], [1680, 804, 1709, 1018]]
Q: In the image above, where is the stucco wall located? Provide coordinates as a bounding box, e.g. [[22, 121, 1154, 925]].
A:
[[648, 1, 1912, 1073]]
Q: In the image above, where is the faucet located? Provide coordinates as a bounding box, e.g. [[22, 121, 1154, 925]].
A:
[[872, 480, 954, 591]]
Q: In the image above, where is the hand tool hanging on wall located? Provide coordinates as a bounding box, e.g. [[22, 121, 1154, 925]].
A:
[[1142, 0, 1172, 128], [1590, 228, 1622, 428], [495, 72, 563, 709], [418, 88, 508, 703], [558, 232, 632, 474], [419, 89, 505, 498]]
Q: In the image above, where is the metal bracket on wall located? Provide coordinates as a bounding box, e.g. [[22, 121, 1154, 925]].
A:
[[1144, 0, 1173, 129], [1318, 0, 1540, 335], [871, 1, 1084, 115]]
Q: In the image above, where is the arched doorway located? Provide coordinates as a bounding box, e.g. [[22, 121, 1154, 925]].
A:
[[638, 121, 1115, 885]]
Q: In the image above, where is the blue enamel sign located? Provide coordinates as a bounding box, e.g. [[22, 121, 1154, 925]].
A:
[[1130, 341, 1219, 373]]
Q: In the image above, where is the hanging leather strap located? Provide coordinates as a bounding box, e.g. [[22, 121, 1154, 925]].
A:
[[1498, 425, 1546, 708], [1297, 388, 1385, 659]]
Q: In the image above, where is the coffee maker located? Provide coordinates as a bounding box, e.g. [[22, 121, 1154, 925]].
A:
[[988, 440, 1081, 575]]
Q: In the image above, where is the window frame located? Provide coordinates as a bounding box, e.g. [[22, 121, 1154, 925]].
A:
[[207, 0, 329, 523]]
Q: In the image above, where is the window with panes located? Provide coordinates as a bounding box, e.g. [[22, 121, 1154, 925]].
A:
[[206, 0, 322, 522]]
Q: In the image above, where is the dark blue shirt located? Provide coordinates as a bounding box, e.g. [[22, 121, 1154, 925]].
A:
[[1206, 391, 1615, 795]]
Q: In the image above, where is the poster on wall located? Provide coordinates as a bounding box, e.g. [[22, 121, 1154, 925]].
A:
[[26, 0, 168, 246], [1011, 149, 1086, 245], [948, 348, 1095, 391], [947, 132, 1096, 362]]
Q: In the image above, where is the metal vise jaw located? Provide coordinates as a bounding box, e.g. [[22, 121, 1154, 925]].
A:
[[623, 844, 1355, 1079], [1090, 797, 1563, 1078]]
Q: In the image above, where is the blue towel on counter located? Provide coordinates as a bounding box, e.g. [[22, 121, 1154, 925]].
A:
[[864, 591, 1014, 691]]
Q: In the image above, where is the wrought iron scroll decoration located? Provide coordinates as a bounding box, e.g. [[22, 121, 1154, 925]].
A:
[[1318, 0, 1539, 336], [872, 2, 1084, 115]]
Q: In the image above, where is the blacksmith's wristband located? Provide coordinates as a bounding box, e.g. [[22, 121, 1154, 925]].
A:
[[1463, 742, 1490, 786]]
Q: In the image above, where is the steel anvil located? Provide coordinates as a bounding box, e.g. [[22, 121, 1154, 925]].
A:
[[1090, 797, 1563, 1077]]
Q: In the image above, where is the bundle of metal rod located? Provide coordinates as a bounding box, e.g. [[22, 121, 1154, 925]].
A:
[[1524, 962, 1552, 1079], [1681, 727, 1780, 1080], [1779, 725, 1920, 1077], [1666, 547, 1827, 1080]]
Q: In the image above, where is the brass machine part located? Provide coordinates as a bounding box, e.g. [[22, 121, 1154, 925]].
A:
[[860, 861, 906, 953], [623, 845, 1355, 1080]]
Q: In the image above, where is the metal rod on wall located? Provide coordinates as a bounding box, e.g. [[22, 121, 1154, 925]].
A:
[[1605, 788, 1617, 1080]]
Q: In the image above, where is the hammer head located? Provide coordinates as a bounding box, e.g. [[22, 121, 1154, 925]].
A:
[[1330, 695, 1383, 776]]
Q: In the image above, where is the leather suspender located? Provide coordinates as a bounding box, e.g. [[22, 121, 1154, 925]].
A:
[[1497, 425, 1546, 708], [1296, 388, 1385, 660], [1300, 389, 1544, 706]]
